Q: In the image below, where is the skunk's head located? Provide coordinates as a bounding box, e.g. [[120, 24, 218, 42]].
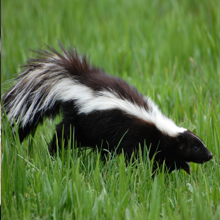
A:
[[157, 130, 213, 174], [169, 130, 213, 174], [175, 130, 212, 163]]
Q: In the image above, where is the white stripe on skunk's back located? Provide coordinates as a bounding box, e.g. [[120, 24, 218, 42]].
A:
[[57, 78, 186, 137]]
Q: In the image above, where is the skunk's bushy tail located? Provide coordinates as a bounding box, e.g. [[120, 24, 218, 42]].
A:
[[2, 44, 95, 141]]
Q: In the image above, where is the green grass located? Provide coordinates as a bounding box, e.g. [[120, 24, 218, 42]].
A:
[[1, 0, 220, 219]]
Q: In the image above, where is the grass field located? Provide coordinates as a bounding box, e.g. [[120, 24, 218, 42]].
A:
[[1, 0, 220, 219]]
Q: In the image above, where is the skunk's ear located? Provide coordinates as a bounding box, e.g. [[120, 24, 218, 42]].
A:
[[177, 133, 184, 143], [176, 134, 185, 150]]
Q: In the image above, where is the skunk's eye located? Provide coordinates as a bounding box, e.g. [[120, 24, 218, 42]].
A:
[[194, 146, 198, 151]]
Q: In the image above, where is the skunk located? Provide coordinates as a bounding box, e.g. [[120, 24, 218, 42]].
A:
[[2, 44, 213, 174]]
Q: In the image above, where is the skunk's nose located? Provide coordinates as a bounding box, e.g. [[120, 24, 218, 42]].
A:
[[208, 152, 213, 160]]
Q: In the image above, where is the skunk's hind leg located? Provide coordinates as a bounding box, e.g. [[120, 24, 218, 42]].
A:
[[49, 121, 74, 154]]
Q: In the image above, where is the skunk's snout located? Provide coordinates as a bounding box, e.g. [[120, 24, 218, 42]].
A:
[[202, 150, 213, 163], [207, 152, 213, 160]]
